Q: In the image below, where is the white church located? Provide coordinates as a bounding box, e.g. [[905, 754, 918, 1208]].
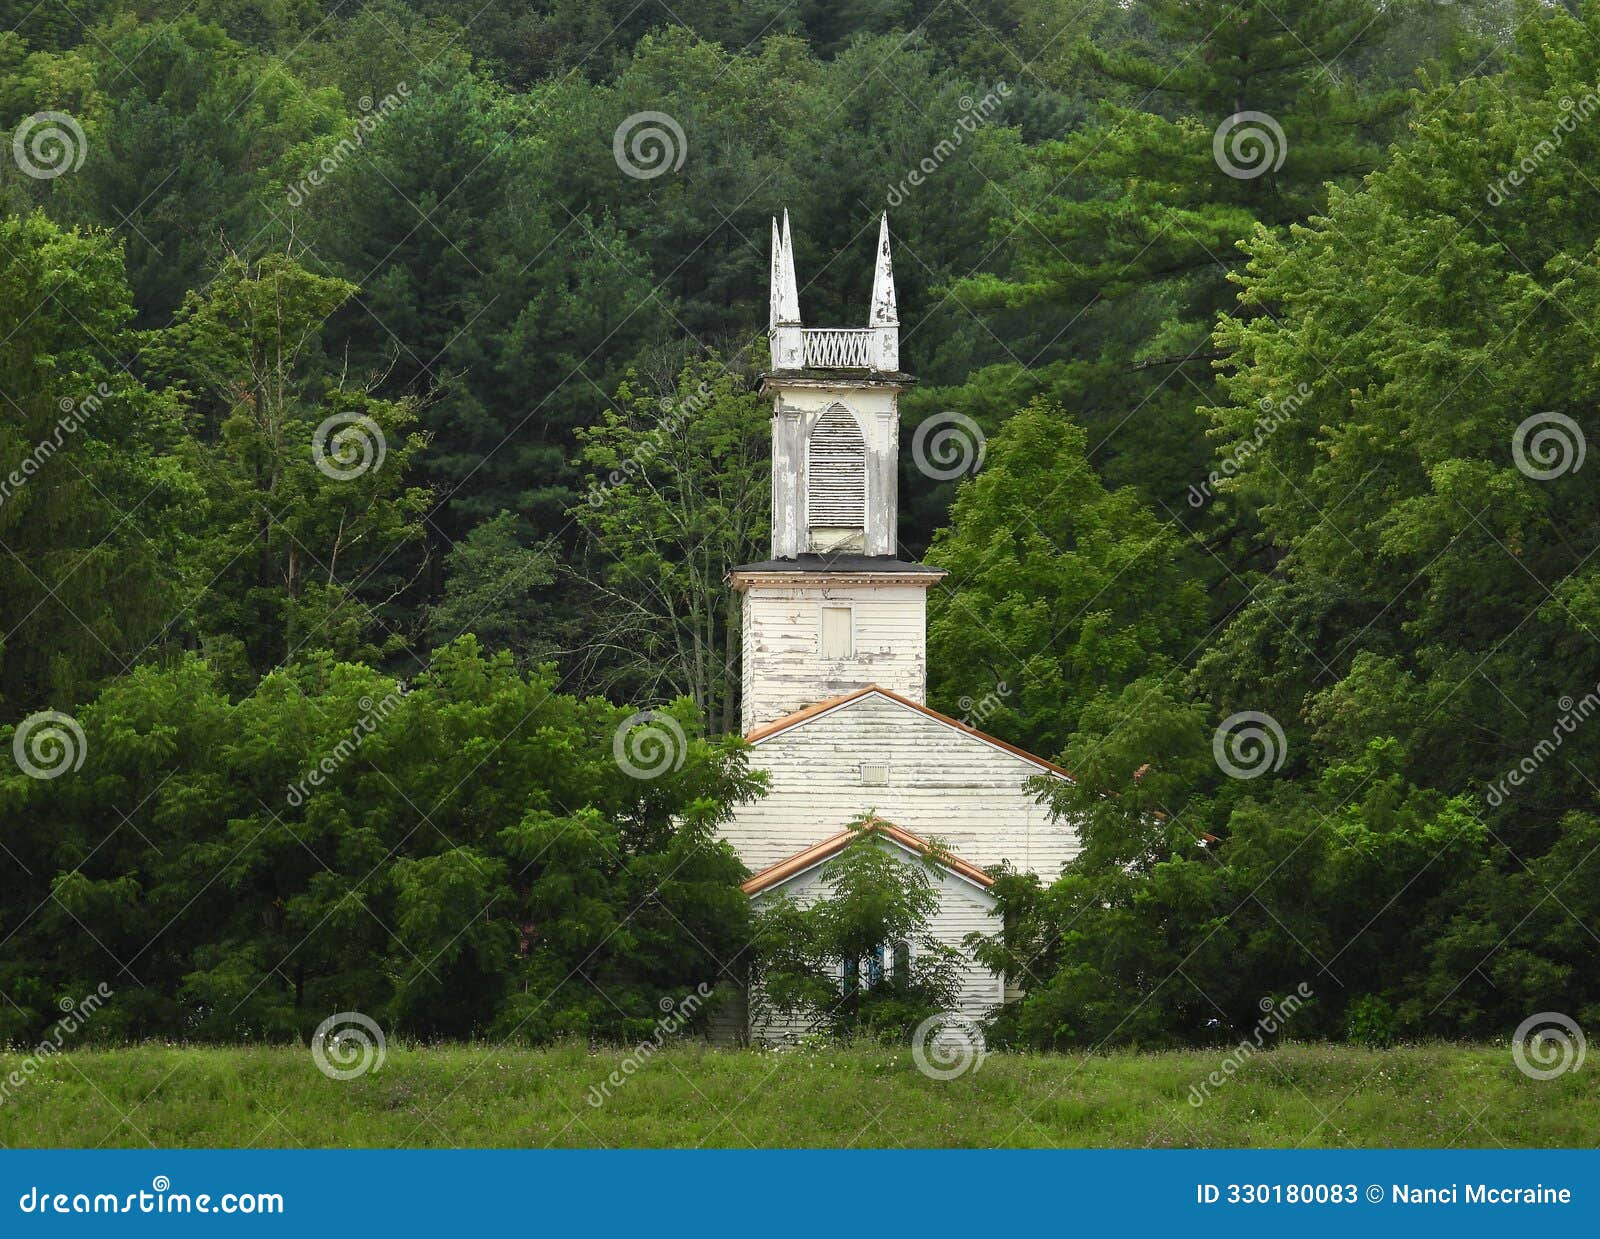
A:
[[715, 213, 1082, 1041]]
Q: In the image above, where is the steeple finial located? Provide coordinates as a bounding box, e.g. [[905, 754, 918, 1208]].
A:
[[869, 212, 896, 327], [771, 209, 800, 326], [769, 210, 805, 370], [769, 217, 782, 330], [866, 213, 899, 372]]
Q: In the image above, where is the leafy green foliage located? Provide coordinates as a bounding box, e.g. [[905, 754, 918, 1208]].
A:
[[1, 0, 1585, 1059], [750, 817, 963, 1040], [971, 2, 1600, 1050], [3, 16, 345, 323], [0, 639, 760, 1044], [148, 252, 433, 678], [424, 511, 557, 666], [572, 357, 769, 732], [947, 0, 1414, 505], [926, 403, 1208, 756], [0, 212, 194, 716]]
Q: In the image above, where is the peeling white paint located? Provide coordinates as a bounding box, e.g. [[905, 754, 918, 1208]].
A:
[[726, 691, 1078, 880], [737, 581, 931, 733]]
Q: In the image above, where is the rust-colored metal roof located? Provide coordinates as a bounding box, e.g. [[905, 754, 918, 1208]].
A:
[[739, 817, 995, 895], [742, 684, 1074, 781], [742, 686, 874, 742]]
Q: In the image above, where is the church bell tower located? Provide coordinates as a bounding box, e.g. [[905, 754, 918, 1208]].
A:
[[730, 212, 946, 733]]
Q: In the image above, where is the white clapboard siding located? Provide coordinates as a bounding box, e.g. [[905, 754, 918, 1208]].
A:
[[741, 584, 928, 732], [805, 404, 867, 528], [725, 690, 1080, 881], [746, 845, 1002, 1046]]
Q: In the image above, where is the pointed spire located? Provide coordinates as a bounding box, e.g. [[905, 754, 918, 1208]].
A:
[[868, 212, 897, 327], [771, 209, 800, 326], [769, 217, 782, 330]]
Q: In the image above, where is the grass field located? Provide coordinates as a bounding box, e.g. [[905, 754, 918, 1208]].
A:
[[0, 1042, 1593, 1148]]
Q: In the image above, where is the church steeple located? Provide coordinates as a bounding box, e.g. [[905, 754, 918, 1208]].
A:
[[732, 213, 944, 733], [762, 213, 909, 559]]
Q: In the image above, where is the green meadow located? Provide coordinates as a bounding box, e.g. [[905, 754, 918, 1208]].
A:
[[0, 1044, 1592, 1149]]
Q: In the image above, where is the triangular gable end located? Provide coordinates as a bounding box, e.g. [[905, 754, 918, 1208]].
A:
[[740, 818, 995, 897], [743, 684, 1074, 783]]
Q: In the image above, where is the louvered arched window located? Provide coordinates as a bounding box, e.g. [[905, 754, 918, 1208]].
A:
[[806, 404, 866, 529]]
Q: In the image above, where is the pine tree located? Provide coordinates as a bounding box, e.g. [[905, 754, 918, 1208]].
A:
[[958, 0, 1410, 511]]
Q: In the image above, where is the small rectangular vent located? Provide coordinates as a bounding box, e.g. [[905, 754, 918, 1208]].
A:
[[861, 764, 890, 787], [820, 606, 853, 658]]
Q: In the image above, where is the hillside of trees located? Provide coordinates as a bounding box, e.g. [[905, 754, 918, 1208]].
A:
[[5, 0, 1600, 1050]]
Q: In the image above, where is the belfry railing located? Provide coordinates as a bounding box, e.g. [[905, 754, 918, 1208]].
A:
[[801, 328, 873, 369]]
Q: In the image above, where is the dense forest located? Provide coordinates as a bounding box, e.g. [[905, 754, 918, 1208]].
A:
[[4, 0, 1599, 1050]]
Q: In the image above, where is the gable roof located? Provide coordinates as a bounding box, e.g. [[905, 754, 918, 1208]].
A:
[[740, 818, 994, 896], [743, 684, 1074, 781]]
